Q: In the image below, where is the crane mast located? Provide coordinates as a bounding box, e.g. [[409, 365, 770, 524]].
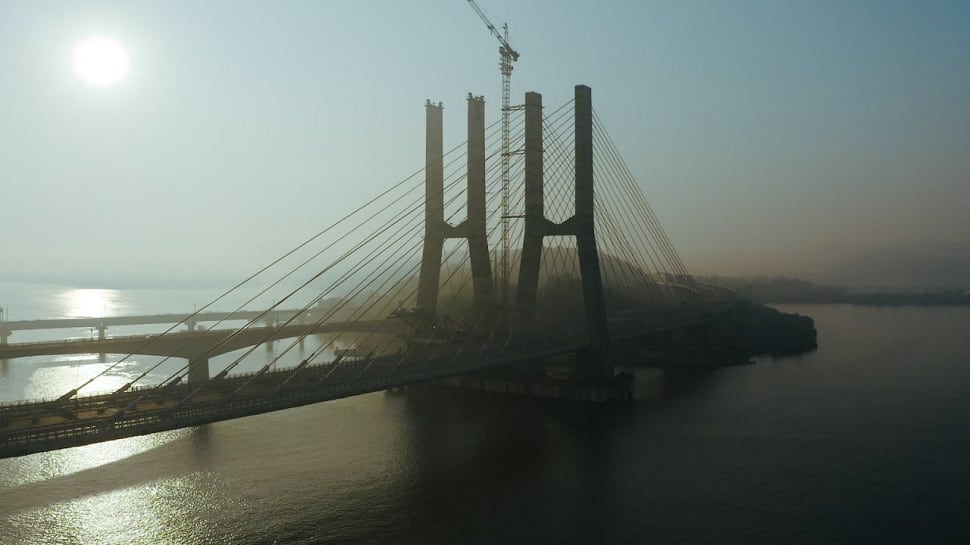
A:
[[466, 0, 519, 314]]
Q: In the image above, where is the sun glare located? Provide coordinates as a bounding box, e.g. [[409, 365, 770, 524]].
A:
[[60, 289, 124, 318], [73, 36, 130, 87]]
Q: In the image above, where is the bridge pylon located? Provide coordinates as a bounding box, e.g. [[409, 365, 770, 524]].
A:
[[515, 85, 612, 380], [417, 95, 496, 319]]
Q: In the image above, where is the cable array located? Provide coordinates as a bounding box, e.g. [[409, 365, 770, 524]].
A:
[[51, 97, 699, 403]]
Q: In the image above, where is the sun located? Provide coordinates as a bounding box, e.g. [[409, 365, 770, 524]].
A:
[[73, 36, 130, 87]]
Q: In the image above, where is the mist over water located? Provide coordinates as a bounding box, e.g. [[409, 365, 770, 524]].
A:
[[2, 284, 969, 543]]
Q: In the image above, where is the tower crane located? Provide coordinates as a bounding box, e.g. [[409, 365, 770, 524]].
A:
[[466, 0, 520, 314]]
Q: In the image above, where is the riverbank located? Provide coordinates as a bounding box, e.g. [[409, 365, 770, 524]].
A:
[[622, 302, 817, 369]]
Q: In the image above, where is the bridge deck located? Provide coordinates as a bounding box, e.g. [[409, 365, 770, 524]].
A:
[[0, 340, 584, 459], [0, 302, 741, 458]]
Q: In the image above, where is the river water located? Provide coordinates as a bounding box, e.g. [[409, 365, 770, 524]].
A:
[[1, 283, 969, 544]]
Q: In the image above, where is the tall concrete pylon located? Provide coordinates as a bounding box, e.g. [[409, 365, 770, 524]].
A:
[[573, 85, 611, 378], [416, 100, 445, 316], [514, 85, 612, 379], [416, 96, 495, 318], [514, 91, 545, 324], [460, 95, 497, 313]]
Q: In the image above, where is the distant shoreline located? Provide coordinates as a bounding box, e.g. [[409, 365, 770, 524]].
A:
[[759, 292, 970, 307], [696, 275, 970, 308]]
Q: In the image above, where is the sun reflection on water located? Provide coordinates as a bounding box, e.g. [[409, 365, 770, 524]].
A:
[[0, 428, 199, 545], [58, 289, 129, 318], [25, 361, 132, 400]]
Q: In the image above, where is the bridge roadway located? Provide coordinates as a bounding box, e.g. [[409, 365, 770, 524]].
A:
[[0, 338, 588, 459], [0, 302, 740, 459]]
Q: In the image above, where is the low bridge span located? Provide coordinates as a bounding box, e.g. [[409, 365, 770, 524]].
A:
[[0, 319, 410, 361], [0, 308, 323, 345], [0, 319, 413, 384]]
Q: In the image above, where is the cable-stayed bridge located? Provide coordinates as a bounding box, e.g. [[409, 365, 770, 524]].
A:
[[0, 85, 738, 459]]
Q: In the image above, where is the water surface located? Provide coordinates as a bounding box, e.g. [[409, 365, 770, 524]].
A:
[[1, 293, 969, 544]]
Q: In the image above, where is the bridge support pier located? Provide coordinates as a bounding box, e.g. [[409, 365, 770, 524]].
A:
[[417, 96, 495, 319], [97, 323, 106, 341], [515, 85, 613, 381], [574, 85, 611, 381], [188, 357, 209, 384], [0, 330, 10, 346], [442, 373, 632, 404]]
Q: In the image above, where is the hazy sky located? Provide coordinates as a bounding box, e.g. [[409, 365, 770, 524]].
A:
[[1, 1, 968, 287]]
